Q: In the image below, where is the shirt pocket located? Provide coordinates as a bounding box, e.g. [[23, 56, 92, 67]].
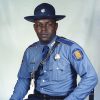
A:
[[48, 58, 70, 81]]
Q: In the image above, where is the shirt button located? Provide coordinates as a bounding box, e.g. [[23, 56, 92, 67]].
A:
[[56, 67, 59, 70], [42, 80, 45, 82], [44, 70, 47, 73]]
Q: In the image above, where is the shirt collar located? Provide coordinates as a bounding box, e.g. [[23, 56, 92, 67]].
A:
[[39, 35, 57, 49]]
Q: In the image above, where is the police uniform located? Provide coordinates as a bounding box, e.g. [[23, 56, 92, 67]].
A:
[[10, 35, 98, 100], [10, 3, 98, 100]]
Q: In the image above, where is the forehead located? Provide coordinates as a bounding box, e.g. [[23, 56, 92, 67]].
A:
[[34, 19, 56, 23]]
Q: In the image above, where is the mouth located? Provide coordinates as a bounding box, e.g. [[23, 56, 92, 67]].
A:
[[41, 33, 48, 37], [39, 34, 49, 42]]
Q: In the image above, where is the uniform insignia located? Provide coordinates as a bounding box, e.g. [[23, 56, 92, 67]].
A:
[[51, 41, 55, 47], [41, 9, 45, 13], [54, 54, 60, 60], [30, 60, 35, 64], [72, 49, 83, 60]]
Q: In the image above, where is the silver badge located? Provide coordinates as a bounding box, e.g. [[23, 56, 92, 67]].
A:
[[54, 54, 60, 60]]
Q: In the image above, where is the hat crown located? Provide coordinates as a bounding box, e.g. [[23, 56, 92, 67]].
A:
[[34, 3, 55, 16]]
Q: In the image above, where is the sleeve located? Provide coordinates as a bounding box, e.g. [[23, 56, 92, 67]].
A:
[[18, 48, 31, 78], [10, 49, 31, 100], [10, 78, 31, 100], [64, 43, 98, 100]]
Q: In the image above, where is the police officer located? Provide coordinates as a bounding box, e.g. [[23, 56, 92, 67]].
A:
[[10, 3, 98, 100]]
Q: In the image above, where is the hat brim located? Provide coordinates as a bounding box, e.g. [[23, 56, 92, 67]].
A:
[[24, 15, 66, 22]]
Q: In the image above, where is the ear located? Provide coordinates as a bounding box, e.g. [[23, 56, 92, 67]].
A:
[[55, 23, 58, 30], [33, 24, 36, 32], [33, 24, 35, 28]]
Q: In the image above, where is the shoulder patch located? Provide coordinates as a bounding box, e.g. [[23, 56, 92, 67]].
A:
[[72, 49, 83, 60], [56, 36, 74, 46]]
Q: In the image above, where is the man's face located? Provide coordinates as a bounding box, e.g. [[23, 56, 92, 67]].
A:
[[34, 19, 58, 44]]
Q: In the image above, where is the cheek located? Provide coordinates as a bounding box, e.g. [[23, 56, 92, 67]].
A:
[[35, 28, 41, 34], [48, 28, 56, 33]]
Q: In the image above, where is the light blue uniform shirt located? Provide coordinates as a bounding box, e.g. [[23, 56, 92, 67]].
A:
[[10, 35, 98, 100]]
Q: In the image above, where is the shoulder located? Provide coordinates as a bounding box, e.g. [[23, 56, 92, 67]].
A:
[[56, 36, 83, 51], [28, 41, 39, 49], [56, 36, 86, 61], [24, 41, 39, 54], [56, 36, 75, 46]]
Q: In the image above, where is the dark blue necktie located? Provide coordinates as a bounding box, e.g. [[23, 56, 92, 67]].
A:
[[35, 46, 49, 80], [42, 46, 49, 59]]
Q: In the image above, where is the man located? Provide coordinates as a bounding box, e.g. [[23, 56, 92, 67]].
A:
[[10, 3, 98, 100]]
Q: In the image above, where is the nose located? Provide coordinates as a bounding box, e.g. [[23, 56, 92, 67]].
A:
[[41, 25, 47, 32]]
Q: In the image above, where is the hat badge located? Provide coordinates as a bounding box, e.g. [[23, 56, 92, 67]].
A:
[[41, 8, 46, 13]]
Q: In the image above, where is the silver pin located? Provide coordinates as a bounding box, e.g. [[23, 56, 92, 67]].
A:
[[51, 41, 55, 47]]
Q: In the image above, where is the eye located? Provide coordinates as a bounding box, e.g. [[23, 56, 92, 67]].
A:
[[47, 23, 53, 26], [46, 22, 55, 27], [35, 23, 42, 28]]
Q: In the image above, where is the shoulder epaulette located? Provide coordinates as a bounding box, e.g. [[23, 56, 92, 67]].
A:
[[56, 36, 74, 46]]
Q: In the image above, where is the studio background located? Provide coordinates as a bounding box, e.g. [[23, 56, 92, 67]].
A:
[[0, 0, 99, 100]]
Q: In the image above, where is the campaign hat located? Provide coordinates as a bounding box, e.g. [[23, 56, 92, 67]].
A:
[[24, 3, 66, 22]]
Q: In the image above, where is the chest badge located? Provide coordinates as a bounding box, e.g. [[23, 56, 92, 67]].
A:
[[54, 54, 60, 60]]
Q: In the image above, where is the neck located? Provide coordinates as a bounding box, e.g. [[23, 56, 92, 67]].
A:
[[40, 41, 50, 45], [40, 35, 57, 45]]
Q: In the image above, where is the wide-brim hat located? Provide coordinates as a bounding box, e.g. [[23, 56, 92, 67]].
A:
[[24, 3, 66, 22]]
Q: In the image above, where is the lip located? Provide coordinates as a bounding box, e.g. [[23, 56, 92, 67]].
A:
[[41, 34, 48, 37], [42, 34, 48, 36]]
